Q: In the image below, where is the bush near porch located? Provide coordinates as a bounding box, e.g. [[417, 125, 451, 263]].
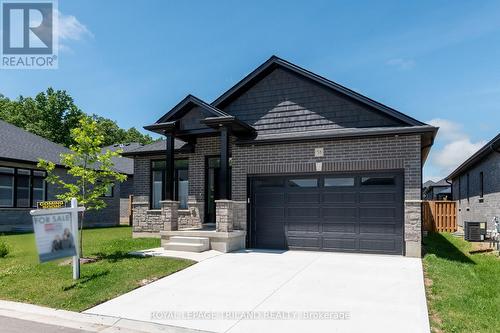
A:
[[0, 226, 193, 311], [423, 232, 499, 333]]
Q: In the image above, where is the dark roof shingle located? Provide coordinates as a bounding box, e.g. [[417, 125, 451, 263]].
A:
[[0, 120, 71, 165]]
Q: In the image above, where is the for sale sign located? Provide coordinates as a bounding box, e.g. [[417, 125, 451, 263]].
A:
[[32, 211, 76, 262]]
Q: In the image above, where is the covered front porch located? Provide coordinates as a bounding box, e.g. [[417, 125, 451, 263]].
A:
[[131, 95, 255, 252]]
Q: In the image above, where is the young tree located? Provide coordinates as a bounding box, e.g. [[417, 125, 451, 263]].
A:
[[38, 117, 127, 256]]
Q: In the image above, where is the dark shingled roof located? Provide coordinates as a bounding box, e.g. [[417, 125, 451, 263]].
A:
[[122, 139, 187, 156], [447, 132, 500, 180], [423, 178, 450, 189], [0, 119, 71, 165], [102, 143, 141, 175]]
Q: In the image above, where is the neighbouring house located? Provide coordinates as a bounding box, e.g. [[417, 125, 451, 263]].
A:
[[102, 143, 141, 223], [447, 133, 500, 231], [0, 120, 122, 232], [124, 56, 438, 257], [422, 179, 451, 200]]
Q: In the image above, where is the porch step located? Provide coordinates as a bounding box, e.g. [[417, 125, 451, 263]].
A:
[[169, 236, 210, 246], [164, 236, 210, 252]]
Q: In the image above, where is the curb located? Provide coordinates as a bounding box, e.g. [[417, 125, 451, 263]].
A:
[[0, 300, 213, 333]]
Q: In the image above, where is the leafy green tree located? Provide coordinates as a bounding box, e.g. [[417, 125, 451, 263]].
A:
[[38, 118, 127, 256], [124, 127, 154, 145], [0, 88, 85, 146], [1, 87, 157, 147]]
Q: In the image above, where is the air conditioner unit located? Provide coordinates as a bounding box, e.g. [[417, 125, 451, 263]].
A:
[[464, 221, 486, 241]]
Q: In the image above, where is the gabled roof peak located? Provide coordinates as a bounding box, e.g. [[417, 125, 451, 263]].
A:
[[156, 94, 229, 124], [212, 55, 426, 127]]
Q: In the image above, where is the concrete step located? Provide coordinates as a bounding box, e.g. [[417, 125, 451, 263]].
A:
[[164, 242, 209, 253], [169, 236, 210, 247]]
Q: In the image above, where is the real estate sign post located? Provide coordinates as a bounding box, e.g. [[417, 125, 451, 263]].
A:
[[30, 198, 84, 279]]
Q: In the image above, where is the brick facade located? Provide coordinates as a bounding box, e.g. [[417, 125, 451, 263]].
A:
[[132, 134, 423, 255], [452, 152, 500, 230], [130, 59, 427, 256], [0, 160, 120, 232]]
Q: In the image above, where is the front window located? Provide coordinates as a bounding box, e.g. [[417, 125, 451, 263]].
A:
[[151, 159, 189, 209], [0, 167, 46, 208], [0, 167, 14, 207]]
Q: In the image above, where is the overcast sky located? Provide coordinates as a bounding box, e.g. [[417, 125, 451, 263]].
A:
[[2, 0, 499, 182]]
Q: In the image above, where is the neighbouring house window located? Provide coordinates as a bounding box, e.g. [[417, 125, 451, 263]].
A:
[[0, 167, 46, 208], [102, 184, 114, 197], [16, 169, 31, 207], [479, 172, 484, 199], [151, 159, 189, 209], [0, 167, 14, 207], [32, 171, 46, 206]]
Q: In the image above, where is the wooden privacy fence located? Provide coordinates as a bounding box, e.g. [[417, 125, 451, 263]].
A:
[[422, 200, 457, 232]]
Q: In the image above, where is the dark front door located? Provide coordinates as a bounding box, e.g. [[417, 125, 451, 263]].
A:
[[250, 171, 404, 255], [206, 157, 220, 223], [205, 157, 231, 223]]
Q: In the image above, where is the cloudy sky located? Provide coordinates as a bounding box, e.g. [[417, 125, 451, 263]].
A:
[[1, 0, 499, 182]]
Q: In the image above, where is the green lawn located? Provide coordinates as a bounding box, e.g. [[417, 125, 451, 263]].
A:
[[423, 232, 500, 333], [0, 226, 193, 311]]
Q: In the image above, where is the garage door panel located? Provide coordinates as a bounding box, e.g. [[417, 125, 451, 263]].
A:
[[322, 237, 357, 251], [359, 238, 398, 252], [287, 192, 320, 204], [359, 207, 396, 218], [322, 192, 356, 203], [287, 207, 320, 218], [287, 221, 320, 232], [254, 192, 285, 206], [359, 192, 396, 204], [287, 236, 320, 249], [323, 207, 357, 218], [251, 172, 404, 255], [359, 223, 398, 234], [322, 222, 357, 233], [256, 207, 285, 221]]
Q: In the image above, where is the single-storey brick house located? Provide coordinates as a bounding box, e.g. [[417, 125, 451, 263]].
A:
[[447, 133, 500, 230], [0, 120, 124, 232], [124, 56, 437, 257]]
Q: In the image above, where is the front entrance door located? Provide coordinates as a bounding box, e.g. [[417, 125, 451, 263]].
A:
[[205, 156, 231, 223]]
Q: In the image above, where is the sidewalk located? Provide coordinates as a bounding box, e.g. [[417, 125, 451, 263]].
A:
[[0, 300, 212, 333]]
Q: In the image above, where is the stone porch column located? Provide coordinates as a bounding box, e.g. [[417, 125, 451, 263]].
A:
[[187, 197, 204, 229], [215, 199, 234, 232], [131, 201, 148, 232], [161, 200, 179, 231]]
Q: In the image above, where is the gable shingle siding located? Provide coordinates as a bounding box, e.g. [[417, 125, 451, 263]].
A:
[[222, 67, 406, 136]]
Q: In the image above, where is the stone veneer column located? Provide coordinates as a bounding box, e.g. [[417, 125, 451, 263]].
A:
[[187, 197, 204, 228], [405, 201, 422, 257], [215, 199, 234, 232], [160, 200, 179, 231], [131, 201, 148, 232]]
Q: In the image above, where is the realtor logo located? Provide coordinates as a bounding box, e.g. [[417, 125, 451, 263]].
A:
[[1, 0, 58, 69]]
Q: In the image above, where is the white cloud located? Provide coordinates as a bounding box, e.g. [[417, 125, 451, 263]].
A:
[[427, 118, 467, 141], [424, 118, 487, 181], [54, 10, 93, 52], [433, 138, 486, 171], [386, 58, 415, 70]]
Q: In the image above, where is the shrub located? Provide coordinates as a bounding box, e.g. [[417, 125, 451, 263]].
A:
[[0, 239, 9, 258]]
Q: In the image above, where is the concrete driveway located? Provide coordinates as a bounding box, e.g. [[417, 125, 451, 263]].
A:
[[85, 250, 429, 333]]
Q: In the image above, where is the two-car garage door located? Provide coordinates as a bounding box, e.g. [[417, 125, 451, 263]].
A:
[[250, 171, 404, 255]]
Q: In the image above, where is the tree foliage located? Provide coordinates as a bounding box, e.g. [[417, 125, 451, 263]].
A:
[[38, 118, 127, 211], [0, 88, 155, 147]]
